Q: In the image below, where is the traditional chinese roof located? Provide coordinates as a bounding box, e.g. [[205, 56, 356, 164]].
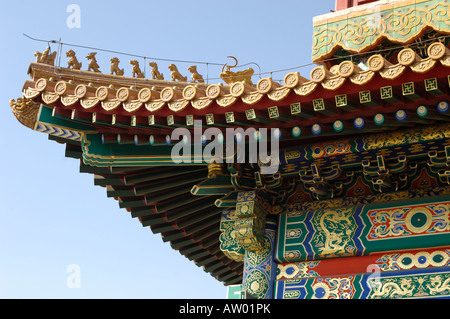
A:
[[22, 40, 450, 147], [9, 0, 450, 287]]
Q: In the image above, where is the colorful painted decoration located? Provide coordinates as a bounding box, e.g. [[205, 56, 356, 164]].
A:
[[312, 0, 450, 61], [311, 124, 321, 136], [276, 195, 450, 263], [9, 0, 450, 300], [272, 128, 282, 140], [292, 126, 301, 138], [165, 135, 171, 145], [353, 117, 365, 130], [373, 113, 385, 126], [395, 109, 407, 122], [333, 120, 344, 133], [438, 101, 449, 114], [275, 267, 450, 299]]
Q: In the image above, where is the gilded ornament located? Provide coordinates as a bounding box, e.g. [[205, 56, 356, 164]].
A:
[[86, 52, 101, 73], [230, 82, 246, 97], [138, 88, 153, 103], [110, 57, 124, 76], [368, 203, 450, 239], [410, 57, 436, 73], [349, 70, 375, 85], [312, 2, 450, 62], [368, 271, 450, 299], [182, 86, 197, 100], [367, 54, 388, 72], [398, 48, 420, 66], [116, 87, 129, 102], [244, 269, 270, 299], [330, 65, 340, 75], [34, 46, 57, 65], [312, 207, 356, 257], [427, 274, 450, 296], [101, 100, 121, 111], [187, 65, 204, 83], [41, 92, 59, 105], [168, 99, 190, 112], [65, 50, 82, 70], [277, 262, 321, 280], [23, 87, 41, 99], [256, 78, 279, 94], [205, 84, 221, 99], [283, 72, 304, 88], [80, 97, 99, 109], [311, 282, 331, 299], [310, 66, 327, 83], [219, 211, 245, 262], [168, 64, 187, 82], [191, 97, 213, 110], [9, 97, 41, 129], [60, 95, 79, 107], [312, 277, 354, 299], [404, 207, 433, 234], [35, 78, 48, 92], [440, 54, 450, 67], [369, 277, 415, 299], [74, 84, 87, 98], [246, 236, 272, 266], [379, 64, 405, 80], [145, 100, 166, 112], [277, 264, 299, 280], [231, 192, 268, 253], [129, 60, 145, 78], [216, 95, 237, 107], [123, 101, 143, 113], [321, 75, 346, 90], [294, 81, 317, 96], [148, 61, 164, 80], [241, 91, 264, 105], [54, 81, 67, 95], [283, 290, 301, 299], [220, 56, 254, 86], [338, 61, 357, 78], [429, 250, 449, 267], [160, 87, 174, 102], [428, 42, 449, 60], [207, 162, 226, 178], [95, 86, 110, 101], [267, 87, 290, 101]]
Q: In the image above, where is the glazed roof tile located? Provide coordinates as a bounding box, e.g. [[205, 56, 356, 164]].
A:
[[23, 43, 450, 119]]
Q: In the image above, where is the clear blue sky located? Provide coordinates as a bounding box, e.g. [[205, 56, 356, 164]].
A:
[[0, 0, 334, 299]]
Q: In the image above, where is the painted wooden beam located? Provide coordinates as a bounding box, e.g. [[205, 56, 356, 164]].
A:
[[134, 172, 206, 196], [276, 194, 450, 263], [124, 167, 205, 185]]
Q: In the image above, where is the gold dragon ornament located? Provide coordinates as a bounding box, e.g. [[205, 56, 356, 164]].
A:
[[9, 97, 41, 129], [220, 56, 254, 86]]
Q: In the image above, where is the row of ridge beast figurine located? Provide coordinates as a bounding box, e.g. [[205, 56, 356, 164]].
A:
[[34, 46, 205, 83], [34, 46, 255, 87]]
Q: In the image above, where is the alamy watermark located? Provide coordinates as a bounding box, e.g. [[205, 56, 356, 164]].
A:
[[170, 121, 280, 174], [66, 264, 81, 288], [367, 264, 381, 289], [66, 4, 81, 29]]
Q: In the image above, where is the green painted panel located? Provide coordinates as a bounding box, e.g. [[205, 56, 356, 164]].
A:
[[276, 194, 450, 263], [81, 133, 211, 167], [312, 0, 450, 61], [37, 105, 95, 132]]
